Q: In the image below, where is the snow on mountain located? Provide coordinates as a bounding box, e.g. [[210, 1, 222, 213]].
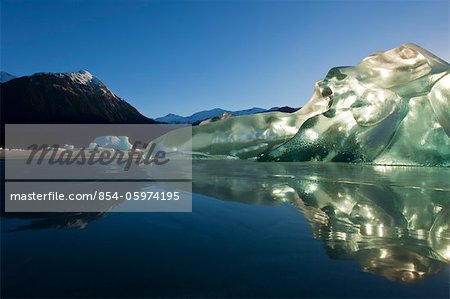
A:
[[31, 70, 119, 100], [1, 70, 156, 128], [0, 72, 17, 83], [67, 70, 117, 97], [156, 107, 267, 124]]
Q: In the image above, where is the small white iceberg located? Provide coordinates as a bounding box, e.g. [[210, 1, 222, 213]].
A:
[[91, 136, 133, 151]]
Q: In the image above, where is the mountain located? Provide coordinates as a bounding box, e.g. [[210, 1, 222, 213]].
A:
[[269, 106, 300, 113], [156, 106, 298, 124], [1, 70, 155, 124], [0, 72, 17, 83], [156, 107, 266, 124], [0, 70, 156, 147]]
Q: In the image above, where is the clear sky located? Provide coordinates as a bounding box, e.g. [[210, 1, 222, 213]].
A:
[[1, 0, 449, 118]]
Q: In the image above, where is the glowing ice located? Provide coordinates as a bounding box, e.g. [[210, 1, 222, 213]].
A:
[[92, 136, 132, 151], [148, 110, 324, 159], [149, 44, 450, 166], [259, 44, 450, 166]]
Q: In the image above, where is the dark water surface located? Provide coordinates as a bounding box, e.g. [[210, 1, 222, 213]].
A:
[[1, 160, 449, 298]]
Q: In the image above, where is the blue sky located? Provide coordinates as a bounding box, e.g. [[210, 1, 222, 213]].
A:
[[1, 0, 449, 118]]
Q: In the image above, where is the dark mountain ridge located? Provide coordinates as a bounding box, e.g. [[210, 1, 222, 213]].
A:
[[0, 70, 156, 148]]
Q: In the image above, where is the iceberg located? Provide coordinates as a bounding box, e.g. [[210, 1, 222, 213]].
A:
[[92, 136, 133, 151], [259, 44, 450, 165], [149, 44, 450, 166], [148, 95, 330, 159]]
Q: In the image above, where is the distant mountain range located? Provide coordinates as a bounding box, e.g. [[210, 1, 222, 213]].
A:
[[156, 106, 299, 125], [0, 71, 17, 83]]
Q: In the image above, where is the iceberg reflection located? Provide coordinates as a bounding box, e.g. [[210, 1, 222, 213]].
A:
[[191, 161, 450, 283], [2, 161, 448, 284]]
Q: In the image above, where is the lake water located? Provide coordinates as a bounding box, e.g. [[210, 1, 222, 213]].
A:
[[1, 160, 449, 298]]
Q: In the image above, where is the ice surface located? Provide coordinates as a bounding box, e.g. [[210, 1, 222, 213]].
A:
[[92, 136, 132, 151], [149, 99, 328, 159], [149, 111, 320, 159], [259, 44, 450, 165], [149, 44, 449, 165]]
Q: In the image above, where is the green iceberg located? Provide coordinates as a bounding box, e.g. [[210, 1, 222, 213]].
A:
[[151, 44, 450, 166]]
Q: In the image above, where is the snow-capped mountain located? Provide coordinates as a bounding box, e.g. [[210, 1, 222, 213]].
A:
[[1, 70, 155, 124], [0, 72, 17, 83], [0, 70, 156, 147], [156, 106, 299, 124], [0, 71, 156, 146]]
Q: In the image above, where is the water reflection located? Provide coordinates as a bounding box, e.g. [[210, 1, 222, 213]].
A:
[[2, 212, 106, 231], [2, 161, 449, 284], [191, 161, 450, 283]]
